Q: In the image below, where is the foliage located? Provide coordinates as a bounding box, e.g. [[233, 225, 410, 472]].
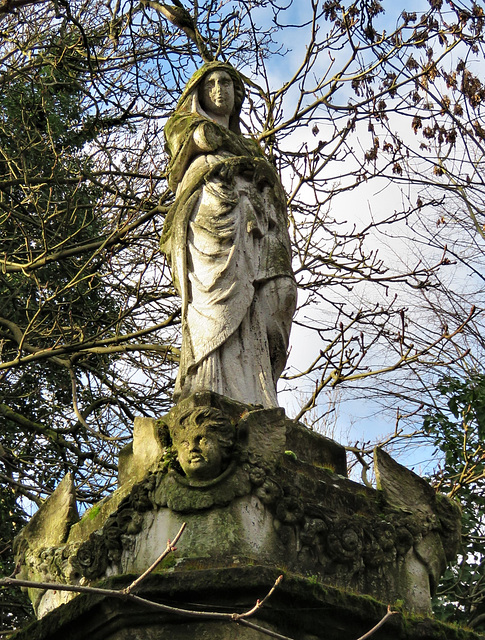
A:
[[1, 54, 119, 513], [0, 50, 125, 629], [425, 376, 485, 630], [0, 486, 31, 631]]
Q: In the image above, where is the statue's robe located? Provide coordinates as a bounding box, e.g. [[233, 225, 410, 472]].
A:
[[161, 111, 296, 407]]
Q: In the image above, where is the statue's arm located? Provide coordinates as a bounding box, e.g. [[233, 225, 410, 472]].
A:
[[166, 116, 225, 192], [192, 121, 223, 152]]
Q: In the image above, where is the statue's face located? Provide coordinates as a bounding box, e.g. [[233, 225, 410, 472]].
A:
[[175, 425, 223, 481], [200, 70, 235, 117]]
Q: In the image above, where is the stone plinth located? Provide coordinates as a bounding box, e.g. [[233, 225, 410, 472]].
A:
[[14, 393, 461, 626], [8, 568, 483, 640]]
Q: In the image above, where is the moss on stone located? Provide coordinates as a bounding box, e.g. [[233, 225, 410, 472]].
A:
[[8, 566, 485, 640]]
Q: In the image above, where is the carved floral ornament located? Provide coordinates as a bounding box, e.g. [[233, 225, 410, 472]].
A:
[[70, 399, 450, 586], [14, 391, 459, 616]]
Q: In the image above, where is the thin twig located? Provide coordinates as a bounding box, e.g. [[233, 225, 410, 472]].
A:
[[233, 575, 283, 620], [123, 522, 186, 594], [355, 605, 398, 640], [0, 544, 397, 640], [237, 617, 295, 640], [0, 573, 282, 622], [0, 558, 285, 639]]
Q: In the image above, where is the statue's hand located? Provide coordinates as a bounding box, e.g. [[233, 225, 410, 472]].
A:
[[194, 122, 222, 152]]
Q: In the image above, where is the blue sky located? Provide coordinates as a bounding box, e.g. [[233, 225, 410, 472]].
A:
[[239, 0, 480, 480]]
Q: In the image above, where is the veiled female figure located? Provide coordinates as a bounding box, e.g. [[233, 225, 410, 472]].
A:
[[161, 62, 296, 408]]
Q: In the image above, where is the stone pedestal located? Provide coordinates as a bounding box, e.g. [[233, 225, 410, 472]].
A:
[[12, 393, 464, 639], [8, 568, 484, 640]]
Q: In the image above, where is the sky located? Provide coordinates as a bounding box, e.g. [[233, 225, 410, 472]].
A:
[[234, 0, 484, 479]]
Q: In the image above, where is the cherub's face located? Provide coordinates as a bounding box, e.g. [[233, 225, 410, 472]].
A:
[[200, 70, 234, 118], [174, 425, 222, 481]]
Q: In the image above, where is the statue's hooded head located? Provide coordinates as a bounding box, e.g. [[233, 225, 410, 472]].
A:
[[176, 61, 245, 134]]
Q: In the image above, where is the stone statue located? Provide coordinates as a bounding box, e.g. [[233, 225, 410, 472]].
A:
[[161, 61, 297, 408]]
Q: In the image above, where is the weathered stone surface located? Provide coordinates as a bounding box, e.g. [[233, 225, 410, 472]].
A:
[[285, 420, 347, 476], [14, 396, 461, 620], [7, 568, 484, 640], [14, 473, 78, 552], [118, 417, 166, 487], [67, 484, 134, 545], [374, 445, 461, 593], [375, 447, 437, 518], [12, 474, 80, 616], [133, 417, 166, 477], [111, 495, 285, 577], [117, 442, 135, 487]]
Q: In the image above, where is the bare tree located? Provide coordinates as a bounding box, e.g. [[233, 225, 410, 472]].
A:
[[1, 0, 484, 629]]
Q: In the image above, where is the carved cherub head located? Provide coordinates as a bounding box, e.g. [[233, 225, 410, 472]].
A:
[[169, 406, 236, 481]]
